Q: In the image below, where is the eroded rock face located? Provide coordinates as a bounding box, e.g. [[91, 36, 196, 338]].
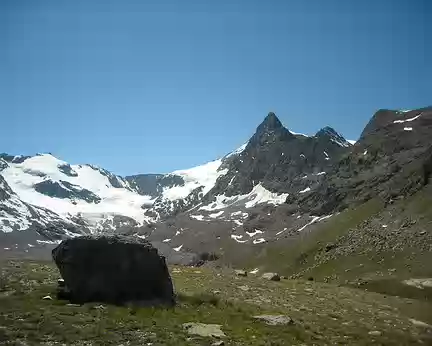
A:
[[291, 107, 432, 215], [52, 235, 175, 306]]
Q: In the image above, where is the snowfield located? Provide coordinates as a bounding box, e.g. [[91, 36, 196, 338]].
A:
[[2, 154, 155, 228], [0, 143, 250, 233]]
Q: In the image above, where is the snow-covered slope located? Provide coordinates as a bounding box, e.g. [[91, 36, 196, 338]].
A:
[[0, 170, 85, 239], [1, 154, 154, 231], [163, 159, 228, 201], [0, 145, 255, 232], [0, 113, 351, 238]]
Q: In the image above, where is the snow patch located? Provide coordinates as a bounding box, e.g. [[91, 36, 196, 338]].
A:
[[209, 211, 224, 218], [246, 229, 264, 237], [225, 143, 248, 158], [191, 215, 205, 221], [299, 187, 311, 194], [36, 239, 62, 245], [173, 244, 183, 252], [163, 159, 228, 201], [231, 234, 248, 243], [200, 184, 288, 211], [394, 114, 422, 123], [295, 214, 333, 232], [253, 238, 266, 244], [289, 130, 309, 137], [276, 227, 288, 236]]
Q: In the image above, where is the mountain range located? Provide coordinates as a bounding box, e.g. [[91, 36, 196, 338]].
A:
[[1, 107, 432, 280]]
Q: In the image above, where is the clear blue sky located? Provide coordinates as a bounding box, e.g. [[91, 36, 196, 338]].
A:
[[1, 0, 430, 175]]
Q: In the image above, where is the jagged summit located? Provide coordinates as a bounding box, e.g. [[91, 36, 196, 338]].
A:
[[315, 126, 351, 148], [250, 112, 294, 147], [257, 112, 283, 132]]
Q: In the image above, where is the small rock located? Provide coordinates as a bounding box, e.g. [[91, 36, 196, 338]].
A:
[[212, 341, 225, 346], [420, 230, 427, 235], [239, 285, 249, 291], [182, 322, 226, 338], [261, 272, 280, 281], [409, 319, 432, 328], [280, 276, 287, 280], [253, 315, 294, 326], [368, 331, 382, 336], [213, 290, 221, 295], [235, 269, 247, 277], [42, 295, 52, 300], [57, 278, 65, 287]]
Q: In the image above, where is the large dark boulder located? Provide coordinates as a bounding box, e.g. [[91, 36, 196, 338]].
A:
[[52, 235, 175, 306]]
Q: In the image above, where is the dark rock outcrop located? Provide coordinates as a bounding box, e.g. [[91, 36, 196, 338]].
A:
[[52, 235, 176, 306], [0, 159, 8, 172], [34, 179, 101, 203], [291, 107, 432, 215], [126, 173, 185, 197], [0, 153, 31, 164], [57, 163, 78, 177], [204, 112, 351, 201]]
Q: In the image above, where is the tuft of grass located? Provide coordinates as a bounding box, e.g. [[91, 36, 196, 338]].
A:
[[177, 292, 220, 307]]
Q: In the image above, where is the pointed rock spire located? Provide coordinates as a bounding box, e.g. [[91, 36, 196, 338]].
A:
[[256, 112, 283, 134], [315, 126, 351, 147]]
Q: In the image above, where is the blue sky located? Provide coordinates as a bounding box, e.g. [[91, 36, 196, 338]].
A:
[[1, 0, 430, 175]]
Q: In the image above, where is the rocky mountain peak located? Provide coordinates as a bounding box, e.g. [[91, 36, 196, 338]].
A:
[[315, 126, 351, 147], [256, 112, 284, 134], [316, 126, 338, 137]]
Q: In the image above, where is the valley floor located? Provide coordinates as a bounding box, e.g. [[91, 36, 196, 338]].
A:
[[1, 261, 431, 345]]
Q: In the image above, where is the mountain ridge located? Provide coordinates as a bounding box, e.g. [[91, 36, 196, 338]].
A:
[[3, 108, 430, 270]]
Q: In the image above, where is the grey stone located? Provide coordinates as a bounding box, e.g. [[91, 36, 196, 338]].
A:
[[52, 235, 175, 306], [182, 322, 226, 338], [368, 331, 382, 336], [212, 341, 225, 346], [253, 315, 294, 325], [235, 269, 247, 277], [261, 272, 280, 281]]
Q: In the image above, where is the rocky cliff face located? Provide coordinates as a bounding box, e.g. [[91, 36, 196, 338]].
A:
[[201, 112, 351, 206], [288, 107, 432, 215]]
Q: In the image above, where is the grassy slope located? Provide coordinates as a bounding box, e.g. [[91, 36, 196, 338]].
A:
[[1, 261, 432, 345], [241, 199, 385, 276], [238, 187, 432, 302]]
